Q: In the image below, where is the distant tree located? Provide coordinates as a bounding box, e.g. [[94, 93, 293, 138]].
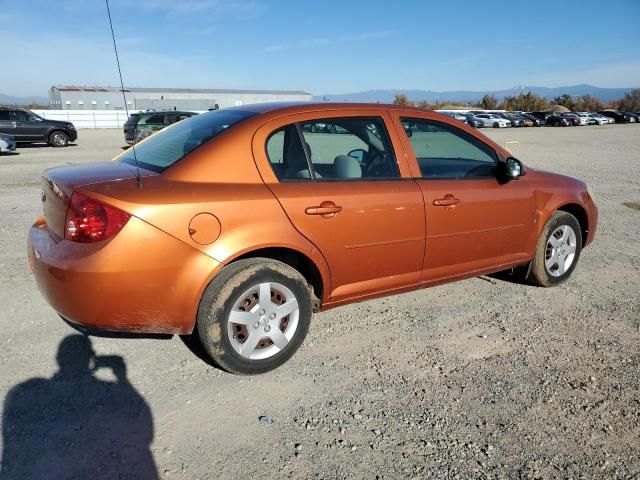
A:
[[416, 101, 432, 110], [499, 92, 549, 111], [618, 89, 640, 111], [606, 99, 620, 109], [393, 94, 414, 107], [552, 94, 576, 111], [572, 95, 604, 112], [480, 94, 498, 110]]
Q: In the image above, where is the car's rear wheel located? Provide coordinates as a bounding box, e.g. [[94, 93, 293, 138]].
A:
[[529, 211, 582, 287], [49, 130, 69, 147], [197, 258, 312, 374]]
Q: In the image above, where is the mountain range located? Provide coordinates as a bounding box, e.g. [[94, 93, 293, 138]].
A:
[[314, 84, 636, 104], [1, 84, 636, 106], [0, 93, 49, 105]]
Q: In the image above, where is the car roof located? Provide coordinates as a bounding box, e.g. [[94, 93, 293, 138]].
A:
[[228, 101, 442, 116]]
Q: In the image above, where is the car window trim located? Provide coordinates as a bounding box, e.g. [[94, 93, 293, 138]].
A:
[[266, 116, 403, 183], [400, 116, 499, 181]]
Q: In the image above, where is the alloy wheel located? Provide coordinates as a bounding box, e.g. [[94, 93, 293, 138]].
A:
[[227, 282, 299, 360], [545, 225, 577, 277]]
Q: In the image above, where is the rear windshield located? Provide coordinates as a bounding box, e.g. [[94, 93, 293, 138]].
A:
[[119, 109, 257, 173]]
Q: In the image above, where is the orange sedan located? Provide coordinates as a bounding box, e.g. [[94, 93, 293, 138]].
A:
[[28, 103, 598, 374]]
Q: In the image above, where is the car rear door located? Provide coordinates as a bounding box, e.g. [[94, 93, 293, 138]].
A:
[[0, 110, 17, 137], [391, 112, 535, 283], [252, 110, 425, 303]]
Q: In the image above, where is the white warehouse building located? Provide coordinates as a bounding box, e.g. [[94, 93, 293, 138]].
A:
[[49, 85, 312, 111]]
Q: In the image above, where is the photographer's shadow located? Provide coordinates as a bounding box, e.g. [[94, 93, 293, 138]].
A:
[[1, 335, 158, 479]]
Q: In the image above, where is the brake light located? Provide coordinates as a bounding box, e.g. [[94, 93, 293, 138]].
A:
[[64, 192, 131, 242]]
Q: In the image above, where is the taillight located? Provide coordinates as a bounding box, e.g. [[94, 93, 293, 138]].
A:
[[64, 192, 131, 243]]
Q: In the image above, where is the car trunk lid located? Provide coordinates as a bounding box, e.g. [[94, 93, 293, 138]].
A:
[[41, 161, 156, 242]]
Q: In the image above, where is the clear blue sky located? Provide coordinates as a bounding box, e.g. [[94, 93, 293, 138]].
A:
[[1, 0, 639, 97]]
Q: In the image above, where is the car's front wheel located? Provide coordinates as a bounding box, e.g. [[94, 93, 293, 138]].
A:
[[49, 130, 69, 147], [197, 258, 312, 374], [529, 211, 582, 287]]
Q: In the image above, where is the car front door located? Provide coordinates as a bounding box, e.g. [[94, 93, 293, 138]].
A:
[[11, 110, 47, 141], [253, 112, 425, 303], [393, 114, 534, 283]]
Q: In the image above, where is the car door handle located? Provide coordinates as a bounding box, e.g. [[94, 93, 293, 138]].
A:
[[305, 201, 343, 218], [433, 195, 460, 207]]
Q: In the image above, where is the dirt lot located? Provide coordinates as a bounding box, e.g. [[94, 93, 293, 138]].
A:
[[1, 125, 639, 479]]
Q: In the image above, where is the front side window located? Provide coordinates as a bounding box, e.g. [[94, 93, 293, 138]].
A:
[[401, 118, 497, 179], [119, 109, 256, 172], [266, 117, 399, 181], [12, 111, 29, 122]]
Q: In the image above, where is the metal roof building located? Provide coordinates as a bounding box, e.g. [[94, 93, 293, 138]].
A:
[[49, 85, 312, 111]]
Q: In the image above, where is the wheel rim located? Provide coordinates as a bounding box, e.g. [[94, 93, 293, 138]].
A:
[[545, 225, 577, 277], [53, 133, 66, 146], [227, 282, 300, 360]]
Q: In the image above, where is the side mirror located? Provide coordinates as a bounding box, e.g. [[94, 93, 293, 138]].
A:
[[348, 148, 366, 162], [505, 157, 524, 179]]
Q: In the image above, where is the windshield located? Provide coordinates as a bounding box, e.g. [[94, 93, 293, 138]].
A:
[[119, 109, 257, 173]]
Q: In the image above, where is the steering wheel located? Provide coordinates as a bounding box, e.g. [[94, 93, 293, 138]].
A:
[[364, 151, 392, 178]]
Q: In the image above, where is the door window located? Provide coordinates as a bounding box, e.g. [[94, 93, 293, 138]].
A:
[[11, 111, 29, 123], [401, 118, 497, 179], [266, 117, 399, 181], [145, 114, 165, 125]]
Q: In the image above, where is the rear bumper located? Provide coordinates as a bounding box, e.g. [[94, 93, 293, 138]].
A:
[[27, 215, 219, 334]]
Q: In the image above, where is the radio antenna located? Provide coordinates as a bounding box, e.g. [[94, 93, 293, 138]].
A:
[[105, 0, 142, 189]]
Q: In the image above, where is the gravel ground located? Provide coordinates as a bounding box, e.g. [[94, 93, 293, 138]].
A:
[[0, 125, 639, 479]]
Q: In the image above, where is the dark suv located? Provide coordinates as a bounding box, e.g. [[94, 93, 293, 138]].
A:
[[123, 110, 197, 145], [0, 108, 77, 147]]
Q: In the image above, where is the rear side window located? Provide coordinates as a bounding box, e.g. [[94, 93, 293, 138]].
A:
[[145, 114, 165, 125], [0, 111, 10, 121], [266, 117, 399, 181], [119, 109, 256, 173], [401, 118, 497, 179], [127, 114, 140, 124]]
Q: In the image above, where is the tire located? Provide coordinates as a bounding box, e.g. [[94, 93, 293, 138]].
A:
[[529, 211, 582, 287], [493, 122, 499, 128], [49, 130, 69, 147], [196, 258, 312, 374]]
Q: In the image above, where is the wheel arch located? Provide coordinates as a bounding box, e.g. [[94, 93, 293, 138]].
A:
[[231, 247, 326, 311], [555, 203, 589, 247]]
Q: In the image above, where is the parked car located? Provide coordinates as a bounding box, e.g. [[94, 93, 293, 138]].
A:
[[462, 113, 484, 128], [561, 113, 583, 126], [494, 112, 525, 127], [519, 112, 544, 127], [575, 113, 596, 125], [123, 110, 197, 145], [28, 103, 598, 374], [473, 113, 511, 128], [546, 114, 571, 127], [0, 133, 16, 154], [585, 113, 609, 125], [529, 111, 554, 123], [598, 110, 633, 123], [0, 108, 77, 147], [625, 112, 640, 123], [511, 113, 534, 127]]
